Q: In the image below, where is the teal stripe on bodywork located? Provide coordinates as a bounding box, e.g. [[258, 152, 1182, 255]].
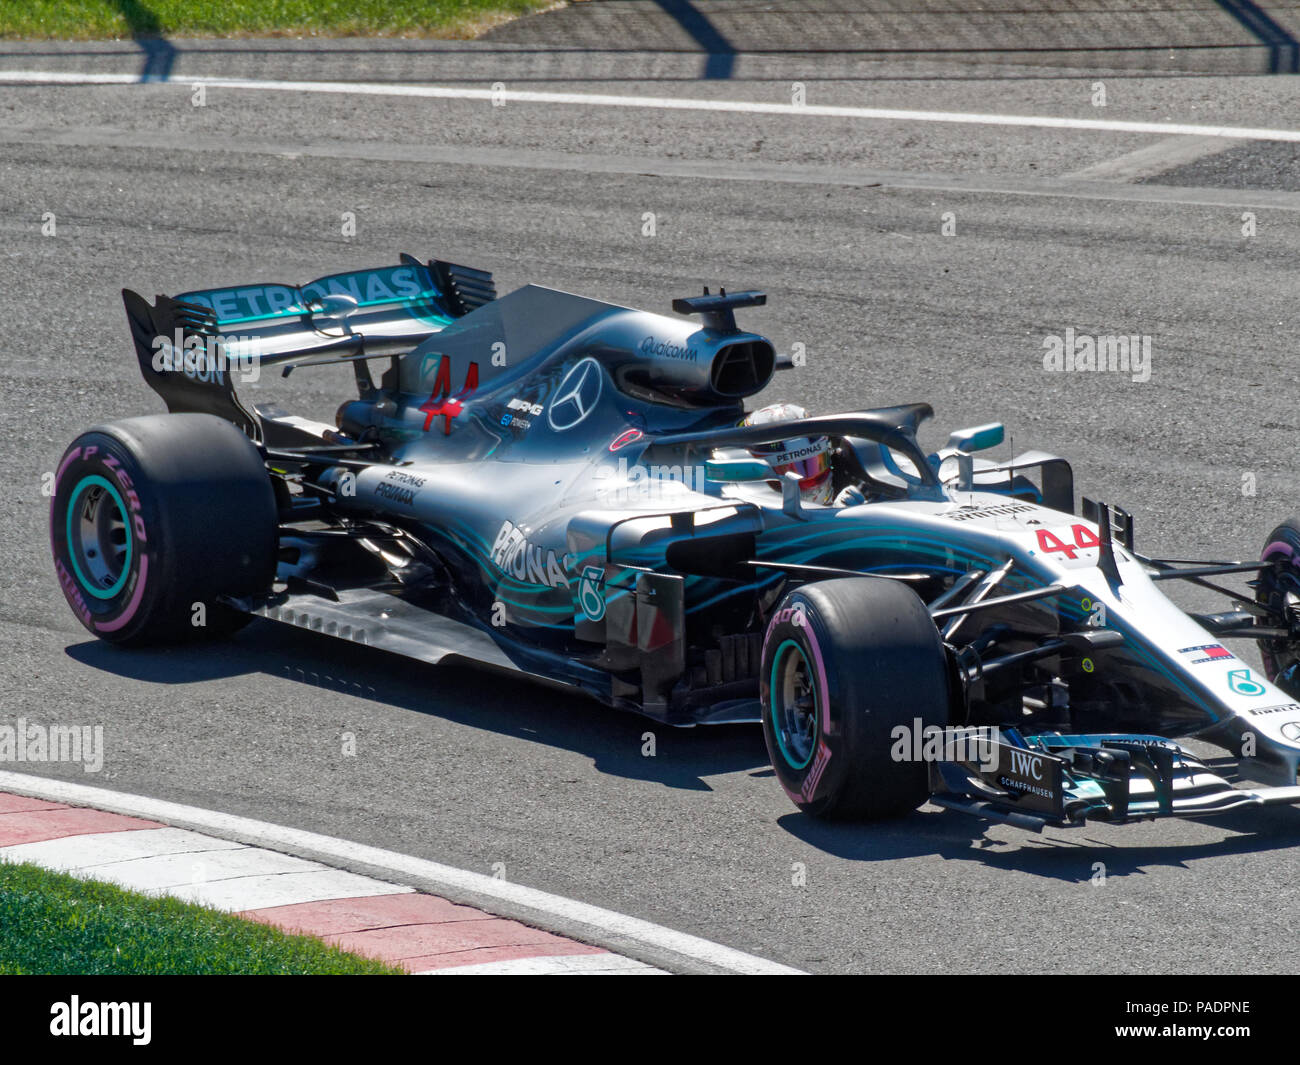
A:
[[213, 302, 453, 328]]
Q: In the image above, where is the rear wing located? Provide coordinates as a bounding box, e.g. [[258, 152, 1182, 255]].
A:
[[122, 253, 495, 442]]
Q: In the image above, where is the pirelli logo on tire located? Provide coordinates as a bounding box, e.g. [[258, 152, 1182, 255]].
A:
[[799, 741, 832, 804]]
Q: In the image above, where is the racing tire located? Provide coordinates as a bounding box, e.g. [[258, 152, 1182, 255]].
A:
[[760, 577, 952, 820], [50, 413, 278, 647], [1257, 516, 1300, 691]]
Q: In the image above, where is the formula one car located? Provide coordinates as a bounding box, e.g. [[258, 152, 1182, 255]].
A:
[[50, 253, 1300, 829]]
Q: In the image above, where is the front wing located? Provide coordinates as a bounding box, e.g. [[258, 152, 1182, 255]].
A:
[[929, 730, 1300, 831]]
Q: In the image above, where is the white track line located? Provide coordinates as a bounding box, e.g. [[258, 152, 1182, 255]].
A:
[[3, 70, 1300, 143], [0, 771, 804, 975]]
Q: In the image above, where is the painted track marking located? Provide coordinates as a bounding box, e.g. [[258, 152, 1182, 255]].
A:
[[4, 122, 1298, 212], [3, 70, 1300, 143], [1063, 134, 1239, 181]]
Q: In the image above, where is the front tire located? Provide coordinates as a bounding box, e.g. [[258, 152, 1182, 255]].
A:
[[50, 413, 278, 646], [1257, 516, 1300, 691], [760, 577, 953, 819]]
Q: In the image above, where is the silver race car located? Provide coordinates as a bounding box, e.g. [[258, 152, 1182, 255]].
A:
[[49, 253, 1300, 829]]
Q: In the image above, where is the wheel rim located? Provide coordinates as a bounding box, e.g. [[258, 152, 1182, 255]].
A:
[[769, 639, 819, 770], [65, 474, 133, 600], [1259, 544, 1300, 676]]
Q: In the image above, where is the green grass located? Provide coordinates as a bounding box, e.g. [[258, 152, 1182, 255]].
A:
[[0, 861, 403, 975], [0, 0, 562, 40]]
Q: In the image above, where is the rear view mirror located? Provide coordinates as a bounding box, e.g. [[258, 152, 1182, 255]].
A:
[[944, 422, 1004, 454], [705, 458, 773, 483]]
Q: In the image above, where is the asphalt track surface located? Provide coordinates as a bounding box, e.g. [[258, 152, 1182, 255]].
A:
[[4, 12, 1300, 974]]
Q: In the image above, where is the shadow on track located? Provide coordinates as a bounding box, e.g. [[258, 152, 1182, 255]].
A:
[[64, 620, 1300, 871], [12, 0, 1300, 85], [1216, 0, 1300, 73], [777, 801, 1300, 880], [109, 0, 177, 81], [64, 618, 771, 793]]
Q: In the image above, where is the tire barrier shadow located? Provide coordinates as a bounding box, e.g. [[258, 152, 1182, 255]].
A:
[[1216, 0, 1300, 73], [650, 0, 736, 79], [109, 0, 177, 81], [4, 2, 1299, 84]]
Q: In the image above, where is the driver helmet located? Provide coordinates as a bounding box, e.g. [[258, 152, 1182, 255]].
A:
[[740, 402, 833, 505]]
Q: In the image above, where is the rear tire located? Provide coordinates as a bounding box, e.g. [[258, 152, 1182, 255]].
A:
[[760, 577, 953, 819], [50, 413, 277, 646]]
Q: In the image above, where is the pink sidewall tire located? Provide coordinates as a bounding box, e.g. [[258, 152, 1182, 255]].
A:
[[759, 577, 953, 820], [50, 413, 277, 647]]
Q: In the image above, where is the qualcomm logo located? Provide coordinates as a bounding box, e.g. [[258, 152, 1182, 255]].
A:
[[547, 358, 603, 432]]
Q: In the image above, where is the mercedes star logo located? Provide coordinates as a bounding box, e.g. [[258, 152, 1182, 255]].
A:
[[547, 357, 603, 432]]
